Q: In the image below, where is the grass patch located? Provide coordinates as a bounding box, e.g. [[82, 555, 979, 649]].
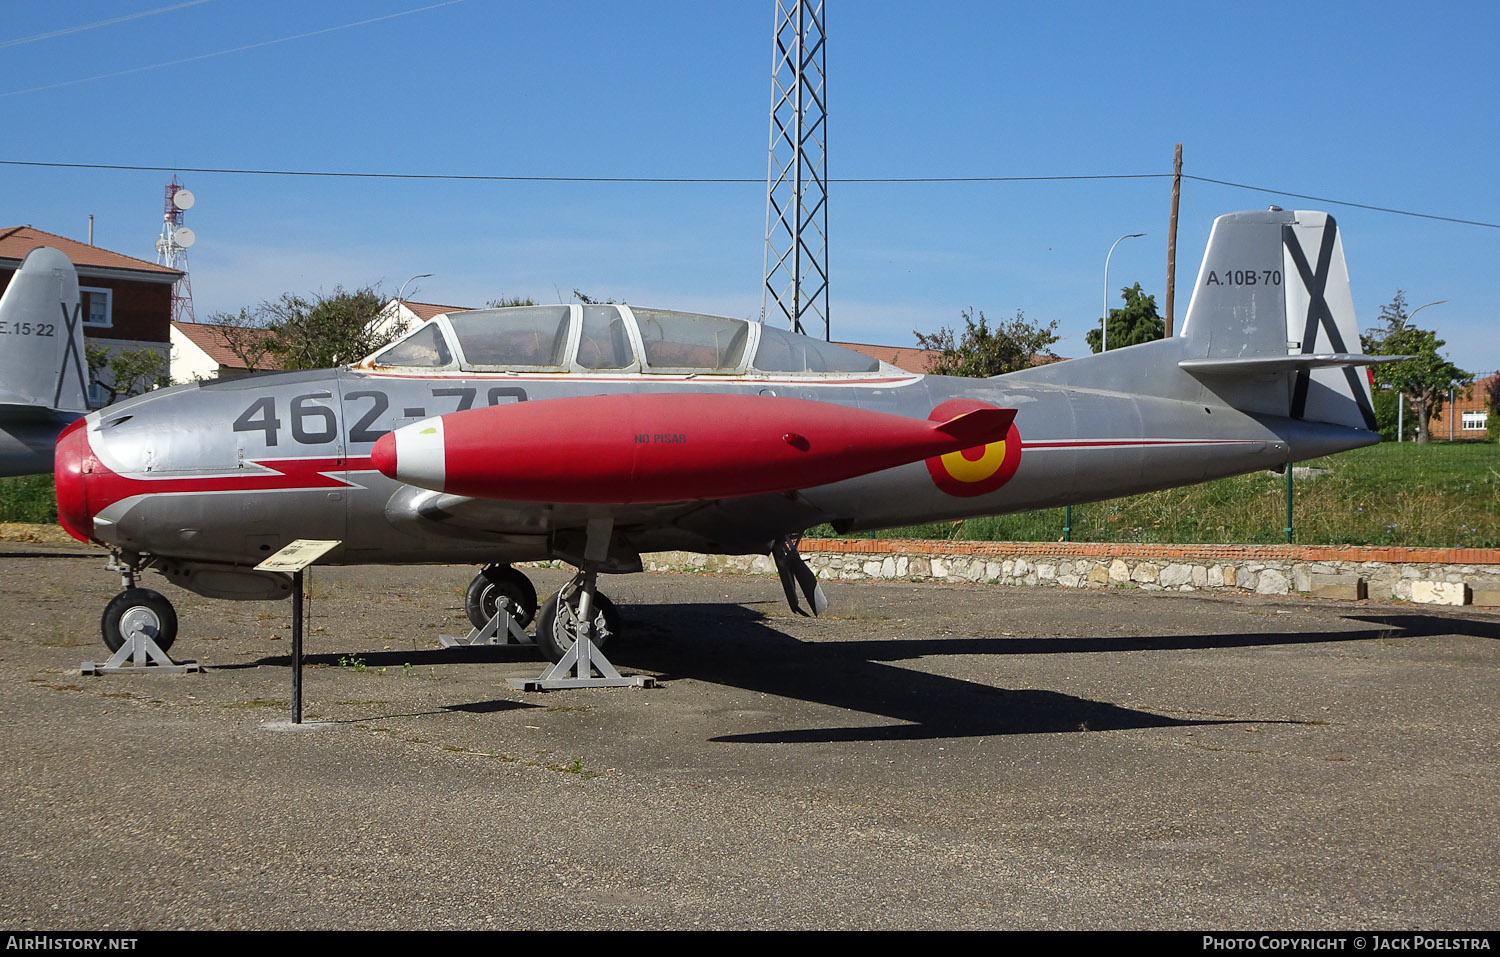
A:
[[815, 442, 1499, 548], [0, 475, 57, 525]]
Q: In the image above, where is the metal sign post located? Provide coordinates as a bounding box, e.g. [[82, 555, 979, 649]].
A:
[[257, 540, 341, 725]]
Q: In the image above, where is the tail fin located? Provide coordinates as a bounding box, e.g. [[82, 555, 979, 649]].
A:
[[1178, 209, 1386, 430], [0, 246, 88, 414]]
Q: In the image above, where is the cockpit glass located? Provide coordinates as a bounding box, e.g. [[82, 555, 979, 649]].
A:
[[371, 322, 452, 367], [751, 325, 880, 373], [576, 305, 635, 370], [449, 307, 571, 368], [632, 308, 748, 372]]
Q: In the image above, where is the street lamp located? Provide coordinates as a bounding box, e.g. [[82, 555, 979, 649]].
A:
[[1102, 233, 1145, 352], [397, 273, 433, 304], [1394, 299, 1447, 442]]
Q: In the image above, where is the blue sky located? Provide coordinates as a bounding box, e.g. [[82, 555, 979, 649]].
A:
[[5, 0, 1497, 373]]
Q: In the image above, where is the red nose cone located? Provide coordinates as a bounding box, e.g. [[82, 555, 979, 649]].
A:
[[370, 431, 397, 478], [54, 418, 94, 543]]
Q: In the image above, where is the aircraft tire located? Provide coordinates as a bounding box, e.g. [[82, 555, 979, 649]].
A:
[[101, 588, 178, 654], [465, 566, 538, 630], [534, 587, 620, 664]]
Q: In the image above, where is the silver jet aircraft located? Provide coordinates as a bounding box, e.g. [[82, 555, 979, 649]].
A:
[[55, 209, 1397, 663], [1, 246, 89, 476]]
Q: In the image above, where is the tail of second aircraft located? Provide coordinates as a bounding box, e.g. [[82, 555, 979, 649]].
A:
[[0, 246, 88, 415]]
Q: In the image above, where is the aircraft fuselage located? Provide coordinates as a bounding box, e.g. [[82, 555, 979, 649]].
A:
[[57, 354, 1353, 573]]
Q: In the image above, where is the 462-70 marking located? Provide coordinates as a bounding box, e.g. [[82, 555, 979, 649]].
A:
[[232, 386, 529, 447]]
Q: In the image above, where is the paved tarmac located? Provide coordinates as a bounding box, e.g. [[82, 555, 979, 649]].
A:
[[0, 540, 1495, 930]]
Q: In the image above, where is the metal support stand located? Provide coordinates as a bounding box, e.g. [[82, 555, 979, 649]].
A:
[[440, 606, 533, 648], [1284, 463, 1295, 544], [291, 569, 304, 724], [509, 517, 654, 692], [81, 630, 198, 676]]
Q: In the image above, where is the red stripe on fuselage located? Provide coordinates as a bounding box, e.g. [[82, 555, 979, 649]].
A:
[[81, 454, 374, 524]]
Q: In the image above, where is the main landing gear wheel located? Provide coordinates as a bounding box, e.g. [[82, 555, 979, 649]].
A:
[[465, 565, 538, 630], [101, 588, 178, 653], [533, 582, 621, 664]]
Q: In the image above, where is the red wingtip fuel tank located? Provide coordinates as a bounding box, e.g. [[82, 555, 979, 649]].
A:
[[371, 393, 1016, 505], [54, 417, 95, 543]]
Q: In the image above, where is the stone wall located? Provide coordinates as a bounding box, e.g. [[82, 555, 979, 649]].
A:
[[641, 540, 1500, 607]]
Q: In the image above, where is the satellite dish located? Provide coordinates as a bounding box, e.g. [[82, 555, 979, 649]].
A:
[[173, 189, 195, 211], [175, 227, 196, 248]]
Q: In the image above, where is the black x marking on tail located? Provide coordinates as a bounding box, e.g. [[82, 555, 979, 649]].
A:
[[55, 300, 88, 409], [1283, 219, 1377, 430]]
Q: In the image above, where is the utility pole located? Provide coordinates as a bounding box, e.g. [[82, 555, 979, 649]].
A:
[[1165, 143, 1182, 336]]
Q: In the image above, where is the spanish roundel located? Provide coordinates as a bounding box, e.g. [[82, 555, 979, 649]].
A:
[[924, 398, 1022, 497]]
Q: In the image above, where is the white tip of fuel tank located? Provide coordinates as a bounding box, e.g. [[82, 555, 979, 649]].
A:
[[371, 416, 446, 491]]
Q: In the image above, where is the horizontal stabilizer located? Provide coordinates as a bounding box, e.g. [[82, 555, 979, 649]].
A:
[[932, 406, 1017, 445], [1180, 354, 1409, 376]]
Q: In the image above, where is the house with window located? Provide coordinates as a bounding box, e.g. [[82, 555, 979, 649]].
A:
[[0, 225, 182, 406], [170, 320, 282, 382], [1428, 371, 1497, 441]]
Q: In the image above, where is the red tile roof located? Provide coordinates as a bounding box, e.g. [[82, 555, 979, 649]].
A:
[[0, 226, 181, 278], [401, 300, 471, 321], [835, 341, 942, 373], [172, 321, 283, 371]]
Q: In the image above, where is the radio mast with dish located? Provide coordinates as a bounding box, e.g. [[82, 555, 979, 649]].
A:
[[154, 176, 198, 323]]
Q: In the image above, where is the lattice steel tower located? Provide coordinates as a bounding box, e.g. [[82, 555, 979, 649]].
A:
[[154, 176, 197, 323], [761, 0, 829, 339]]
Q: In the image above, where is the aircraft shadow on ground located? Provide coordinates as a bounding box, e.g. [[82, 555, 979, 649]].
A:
[[241, 645, 540, 670], [604, 602, 1382, 744], [1342, 612, 1500, 641], [232, 602, 1482, 743]]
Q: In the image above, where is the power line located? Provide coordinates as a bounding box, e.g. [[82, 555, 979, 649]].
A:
[[2, 158, 1494, 230], [0, 161, 1177, 186], [1, 1, 465, 97], [0, 0, 218, 51], [1181, 175, 1500, 230]]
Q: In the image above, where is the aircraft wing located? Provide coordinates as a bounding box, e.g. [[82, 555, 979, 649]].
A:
[[383, 483, 830, 568]]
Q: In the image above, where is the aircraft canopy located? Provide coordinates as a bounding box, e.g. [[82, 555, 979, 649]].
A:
[[361, 305, 880, 376]]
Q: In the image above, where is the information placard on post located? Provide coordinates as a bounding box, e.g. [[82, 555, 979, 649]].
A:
[[256, 540, 341, 724], [255, 539, 341, 573]]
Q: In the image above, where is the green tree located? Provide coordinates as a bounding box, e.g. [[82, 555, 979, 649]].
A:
[[85, 344, 169, 405], [204, 306, 278, 374], [485, 296, 537, 308], [259, 285, 392, 370], [572, 289, 623, 305], [914, 308, 1060, 377], [1362, 290, 1472, 445], [1085, 283, 1164, 353]]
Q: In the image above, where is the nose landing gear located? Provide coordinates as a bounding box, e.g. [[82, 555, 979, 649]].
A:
[[101, 587, 178, 653], [84, 551, 196, 674]]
